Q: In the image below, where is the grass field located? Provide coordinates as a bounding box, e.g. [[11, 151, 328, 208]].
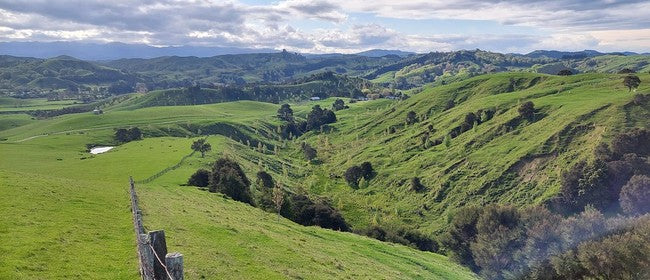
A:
[[0, 95, 477, 278], [0, 97, 80, 112]]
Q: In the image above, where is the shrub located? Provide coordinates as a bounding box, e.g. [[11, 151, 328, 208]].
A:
[[518, 101, 535, 121], [406, 111, 418, 125], [187, 169, 210, 187], [277, 103, 294, 122], [288, 194, 349, 231], [410, 177, 426, 192], [332, 98, 347, 111], [209, 157, 253, 205], [344, 165, 363, 188], [256, 171, 274, 189], [360, 162, 374, 180], [620, 175, 650, 215], [301, 142, 317, 161], [557, 69, 573, 76]]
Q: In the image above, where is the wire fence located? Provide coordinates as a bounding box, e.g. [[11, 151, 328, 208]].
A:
[[135, 151, 196, 185], [130, 177, 183, 280]]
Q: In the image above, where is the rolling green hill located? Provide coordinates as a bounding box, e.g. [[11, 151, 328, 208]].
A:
[[281, 72, 650, 233], [0, 99, 477, 279]]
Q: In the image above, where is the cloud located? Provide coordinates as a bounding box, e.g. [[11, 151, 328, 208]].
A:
[[0, 0, 647, 53], [334, 0, 650, 31]]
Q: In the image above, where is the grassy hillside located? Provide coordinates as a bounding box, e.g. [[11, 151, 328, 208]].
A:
[[286, 72, 650, 233], [0, 99, 476, 279]]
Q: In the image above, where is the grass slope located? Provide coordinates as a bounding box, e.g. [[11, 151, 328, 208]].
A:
[[0, 99, 475, 279], [289, 72, 650, 232]]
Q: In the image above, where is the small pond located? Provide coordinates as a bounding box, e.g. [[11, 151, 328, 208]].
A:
[[89, 146, 114, 154]]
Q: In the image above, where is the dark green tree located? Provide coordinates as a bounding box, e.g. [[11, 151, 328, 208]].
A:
[[332, 98, 346, 111], [209, 157, 253, 205], [191, 138, 212, 158], [187, 169, 210, 187], [623, 75, 641, 92], [406, 110, 418, 125], [277, 103, 294, 122]]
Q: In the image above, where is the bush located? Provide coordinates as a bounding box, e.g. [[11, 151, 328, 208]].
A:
[[288, 194, 348, 231], [406, 111, 418, 125], [344, 166, 363, 188], [114, 127, 142, 143], [610, 128, 650, 158], [620, 175, 650, 215], [518, 101, 535, 121], [360, 162, 374, 180], [187, 169, 210, 187], [209, 158, 253, 205], [410, 177, 426, 192], [301, 142, 317, 161], [256, 171, 274, 189], [332, 98, 347, 111], [557, 69, 573, 76]]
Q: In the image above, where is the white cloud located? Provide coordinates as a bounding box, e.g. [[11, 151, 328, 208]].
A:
[[0, 0, 647, 53]]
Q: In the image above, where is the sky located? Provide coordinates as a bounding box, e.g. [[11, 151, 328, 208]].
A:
[[0, 0, 649, 54]]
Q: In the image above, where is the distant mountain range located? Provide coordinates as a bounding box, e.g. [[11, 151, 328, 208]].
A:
[[0, 42, 277, 61], [1, 41, 647, 61]]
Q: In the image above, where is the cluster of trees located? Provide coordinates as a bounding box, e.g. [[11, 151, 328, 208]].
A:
[[447, 108, 496, 139], [187, 157, 349, 231], [344, 162, 375, 188], [441, 204, 650, 280], [114, 127, 142, 143], [277, 104, 337, 139], [548, 128, 650, 215]]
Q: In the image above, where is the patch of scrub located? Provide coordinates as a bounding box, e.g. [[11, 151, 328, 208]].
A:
[[89, 146, 114, 154]]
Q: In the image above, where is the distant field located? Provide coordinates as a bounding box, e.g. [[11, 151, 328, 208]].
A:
[[0, 97, 80, 112]]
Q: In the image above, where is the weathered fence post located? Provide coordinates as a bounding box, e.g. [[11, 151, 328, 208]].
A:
[[149, 230, 169, 279], [139, 233, 155, 280], [166, 253, 184, 280], [130, 177, 183, 280]]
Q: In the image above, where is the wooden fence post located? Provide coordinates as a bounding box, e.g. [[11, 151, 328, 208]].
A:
[[139, 233, 155, 280], [149, 230, 168, 279], [166, 253, 184, 280]]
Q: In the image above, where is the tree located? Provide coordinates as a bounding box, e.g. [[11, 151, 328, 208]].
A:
[[128, 127, 142, 141], [306, 105, 336, 131], [272, 183, 285, 220], [115, 127, 142, 143], [256, 171, 275, 189], [301, 142, 317, 161], [209, 157, 253, 205], [360, 162, 374, 180], [406, 110, 418, 125], [344, 165, 363, 188], [114, 128, 130, 143], [187, 169, 210, 187], [277, 103, 294, 122], [191, 138, 212, 158], [619, 175, 650, 215], [518, 101, 535, 121], [332, 98, 346, 111], [623, 75, 641, 92], [557, 69, 573, 76]]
